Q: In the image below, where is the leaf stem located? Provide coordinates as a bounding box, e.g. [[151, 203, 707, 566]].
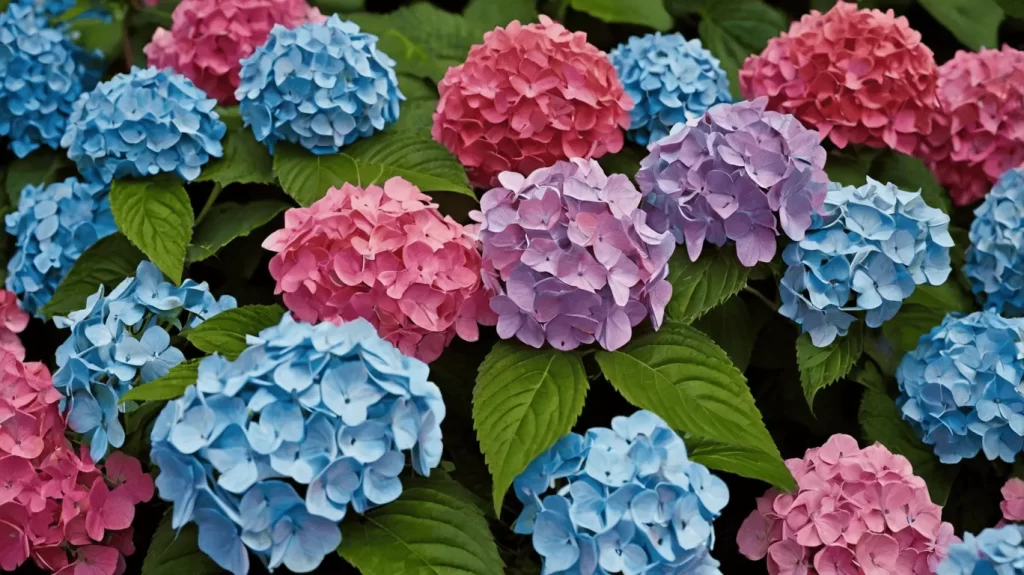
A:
[[195, 183, 222, 226], [743, 285, 778, 310]]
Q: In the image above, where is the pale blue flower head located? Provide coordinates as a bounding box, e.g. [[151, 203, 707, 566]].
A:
[[53, 260, 236, 462], [937, 524, 1024, 574], [11, 0, 76, 19], [149, 314, 444, 575], [5, 177, 115, 317], [897, 310, 1024, 465], [513, 410, 726, 575], [780, 178, 953, 347], [236, 15, 403, 155], [609, 33, 731, 145], [61, 66, 226, 183], [965, 168, 1024, 316]]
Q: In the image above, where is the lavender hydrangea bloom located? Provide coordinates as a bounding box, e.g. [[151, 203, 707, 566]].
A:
[[609, 32, 731, 146], [780, 179, 953, 347], [473, 159, 675, 351], [938, 524, 1024, 574], [150, 314, 444, 575], [513, 410, 727, 574], [965, 168, 1024, 315], [637, 98, 828, 267]]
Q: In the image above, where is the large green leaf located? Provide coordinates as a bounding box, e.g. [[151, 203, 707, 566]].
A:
[[6, 150, 69, 207], [391, 73, 439, 134], [919, 0, 1003, 50], [996, 0, 1024, 18], [197, 119, 275, 187], [339, 474, 503, 575], [120, 360, 200, 403], [698, 0, 789, 99], [185, 304, 285, 359], [110, 177, 193, 284], [187, 200, 288, 263], [465, 0, 537, 33], [569, 0, 672, 29], [40, 234, 145, 319], [596, 320, 795, 490], [871, 150, 951, 214], [474, 341, 589, 514], [694, 297, 756, 371], [881, 282, 973, 359], [666, 246, 751, 323], [142, 513, 221, 575], [797, 324, 864, 410]]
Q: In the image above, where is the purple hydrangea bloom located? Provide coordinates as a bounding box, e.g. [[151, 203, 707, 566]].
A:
[[637, 97, 828, 267], [473, 159, 675, 351]]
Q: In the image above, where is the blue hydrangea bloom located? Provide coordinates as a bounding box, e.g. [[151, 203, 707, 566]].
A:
[[938, 524, 1024, 574], [965, 168, 1024, 315], [61, 66, 226, 183], [11, 0, 76, 19], [4, 177, 115, 317], [236, 15, 403, 155], [897, 311, 1024, 464], [513, 410, 727, 575], [149, 314, 444, 575], [53, 261, 236, 462], [609, 33, 731, 145], [780, 178, 954, 347]]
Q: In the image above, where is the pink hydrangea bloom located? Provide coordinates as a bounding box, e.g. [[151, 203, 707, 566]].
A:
[[739, 1, 941, 156], [917, 46, 1024, 206], [0, 290, 28, 360], [143, 0, 326, 104], [264, 177, 496, 362], [432, 15, 632, 189], [1002, 478, 1024, 523], [737, 434, 956, 574]]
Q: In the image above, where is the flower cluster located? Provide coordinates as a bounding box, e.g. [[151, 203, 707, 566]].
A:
[[433, 15, 632, 189], [144, 0, 325, 105], [0, 290, 28, 360], [965, 168, 1024, 315], [609, 32, 732, 146], [897, 311, 1024, 464], [149, 314, 445, 575], [61, 66, 227, 183], [0, 4, 93, 157], [938, 525, 1024, 574], [638, 98, 828, 267], [737, 434, 955, 574], [739, 1, 941, 156], [53, 261, 237, 462], [1004, 479, 1024, 523], [237, 15, 402, 155], [0, 348, 153, 575], [779, 179, 953, 347], [514, 410, 728, 574], [475, 159, 674, 351], [264, 176, 494, 363], [11, 0, 76, 18], [919, 47, 1024, 206], [5, 177, 116, 318]]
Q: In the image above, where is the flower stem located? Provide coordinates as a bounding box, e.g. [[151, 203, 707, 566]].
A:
[[195, 183, 222, 226], [743, 285, 778, 310]]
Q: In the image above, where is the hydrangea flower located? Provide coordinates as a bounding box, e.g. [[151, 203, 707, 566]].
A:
[[475, 159, 674, 351], [144, 0, 325, 105], [737, 434, 956, 574], [938, 525, 1024, 574], [237, 15, 403, 155], [11, 0, 76, 18], [897, 311, 1024, 464], [513, 410, 728, 574], [264, 176, 495, 363], [739, 1, 941, 156], [433, 15, 632, 189], [61, 66, 227, 183], [965, 169, 1024, 315], [779, 178, 953, 346], [1004, 479, 1024, 523], [149, 314, 445, 575], [0, 4, 94, 157], [5, 177, 116, 318], [638, 98, 828, 267], [53, 261, 237, 462], [919, 47, 1024, 206], [0, 290, 29, 360], [609, 32, 732, 146]]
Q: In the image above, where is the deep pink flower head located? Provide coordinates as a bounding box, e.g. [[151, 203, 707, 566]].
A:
[[432, 15, 633, 189], [739, 1, 940, 156], [473, 158, 674, 351], [737, 434, 956, 575], [1002, 478, 1024, 523], [918, 46, 1024, 206], [0, 291, 28, 361], [143, 0, 326, 104], [264, 177, 496, 363]]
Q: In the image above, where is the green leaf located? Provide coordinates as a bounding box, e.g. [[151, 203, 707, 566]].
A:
[[185, 304, 285, 359], [596, 320, 795, 490], [110, 177, 193, 284], [474, 342, 589, 515], [187, 200, 288, 262], [40, 234, 145, 319], [881, 281, 973, 359], [569, 0, 672, 29], [310, 0, 365, 13], [693, 297, 756, 371], [666, 246, 751, 323], [996, 0, 1024, 18], [338, 474, 504, 575], [919, 0, 1004, 50], [797, 323, 864, 410], [197, 122, 275, 187], [142, 512, 222, 575], [824, 149, 877, 188], [6, 150, 68, 207], [871, 150, 951, 214], [860, 387, 959, 505], [698, 0, 789, 99], [464, 0, 538, 34], [597, 144, 644, 182], [121, 359, 200, 403], [391, 73, 439, 134]]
